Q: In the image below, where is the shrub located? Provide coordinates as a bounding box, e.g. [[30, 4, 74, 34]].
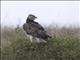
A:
[[1, 26, 80, 60]]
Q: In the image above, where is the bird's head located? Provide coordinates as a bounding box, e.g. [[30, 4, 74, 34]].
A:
[[26, 14, 37, 23], [27, 14, 37, 21]]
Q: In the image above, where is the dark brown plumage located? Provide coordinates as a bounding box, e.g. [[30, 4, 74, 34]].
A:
[[23, 14, 51, 43]]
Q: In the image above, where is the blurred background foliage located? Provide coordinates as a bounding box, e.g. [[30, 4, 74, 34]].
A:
[[1, 25, 80, 60]]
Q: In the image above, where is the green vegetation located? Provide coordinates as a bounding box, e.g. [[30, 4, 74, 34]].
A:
[[1, 26, 80, 60]]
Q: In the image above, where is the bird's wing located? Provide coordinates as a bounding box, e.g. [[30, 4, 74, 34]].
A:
[[23, 22, 50, 40], [32, 22, 45, 30], [31, 22, 50, 40]]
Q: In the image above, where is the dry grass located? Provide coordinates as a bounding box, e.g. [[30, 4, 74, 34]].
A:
[[1, 26, 80, 60]]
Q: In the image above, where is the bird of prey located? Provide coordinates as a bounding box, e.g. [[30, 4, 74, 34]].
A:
[[23, 14, 51, 43]]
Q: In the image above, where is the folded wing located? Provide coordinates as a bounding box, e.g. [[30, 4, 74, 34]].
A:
[[23, 22, 50, 40]]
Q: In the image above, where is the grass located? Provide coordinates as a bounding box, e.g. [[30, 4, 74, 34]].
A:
[[1, 26, 80, 60]]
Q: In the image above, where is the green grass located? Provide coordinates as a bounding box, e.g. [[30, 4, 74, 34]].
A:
[[1, 26, 80, 60]]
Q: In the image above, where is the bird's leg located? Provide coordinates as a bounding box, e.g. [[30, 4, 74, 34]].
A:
[[29, 35, 33, 42], [26, 34, 33, 42]]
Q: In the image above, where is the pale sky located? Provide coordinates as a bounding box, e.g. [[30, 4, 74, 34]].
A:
[[1, 1, 80, 27]]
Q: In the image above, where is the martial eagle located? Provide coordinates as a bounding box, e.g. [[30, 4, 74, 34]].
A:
[[23, 14, 51, 43]]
